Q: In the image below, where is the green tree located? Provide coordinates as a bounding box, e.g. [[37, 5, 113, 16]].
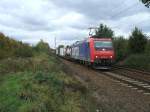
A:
[[95, 24, 114, 38], [140, 0, 150, 8], [145, 39, 150, 54], [34, 39, 50, 54], [128, 27, 147, 54], [113, 36, 128, 61]]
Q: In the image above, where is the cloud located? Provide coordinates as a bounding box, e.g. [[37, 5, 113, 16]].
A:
[[51, 0, 148, 20], [0, 0, 149, 48]]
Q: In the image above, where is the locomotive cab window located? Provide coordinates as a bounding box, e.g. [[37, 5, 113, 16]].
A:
[[94, 41, 112, 47], [94, 41, 113, 50]]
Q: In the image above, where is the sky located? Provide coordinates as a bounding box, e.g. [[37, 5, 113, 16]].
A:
[[0, 0, 149, 48]]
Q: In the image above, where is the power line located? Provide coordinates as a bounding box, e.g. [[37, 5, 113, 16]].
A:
[[95, 1, 138, 22], [110, 0, 127, 13], [111, 14, 150, 30], [110, 2, 139, 19], [91, 1, 148, 36]]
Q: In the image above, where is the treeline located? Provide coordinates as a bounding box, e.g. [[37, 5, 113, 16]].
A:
[[0, 32, 51, 59], [113, 28, 149, 61]]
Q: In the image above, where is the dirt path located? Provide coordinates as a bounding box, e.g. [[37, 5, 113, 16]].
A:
[[62, 59, 150, 112]]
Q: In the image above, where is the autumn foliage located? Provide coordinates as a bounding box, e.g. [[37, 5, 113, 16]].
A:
[[0, 33, 33, 59]]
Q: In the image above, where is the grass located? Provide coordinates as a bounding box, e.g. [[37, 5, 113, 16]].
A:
[[0, 53, 95, 112]]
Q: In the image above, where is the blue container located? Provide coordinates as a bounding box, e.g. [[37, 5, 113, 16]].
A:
[[79, 41, 90, 62]]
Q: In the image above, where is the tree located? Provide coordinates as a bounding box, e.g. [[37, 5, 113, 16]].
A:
[[0, 32, 34, 59], [145, 39, 150, 54], [95, 24, 114, 38], [34, 39, 50, 54], [113, 36, 128, 61], [128, 27, 147, 54], [140, 0, 150, 8]]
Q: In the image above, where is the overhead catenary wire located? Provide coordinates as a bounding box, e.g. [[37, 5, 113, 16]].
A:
[[109, 2, 141, 29], [110, 0, 128, 13], [98, 1, 149, 30], [109, 2, 139, 19]]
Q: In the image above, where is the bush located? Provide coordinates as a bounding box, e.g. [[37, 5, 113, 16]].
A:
[[15, 43, 33, 58], [0, 53, 60, 74], [0, 58, 33, 74], [123, 54, 150, 71]]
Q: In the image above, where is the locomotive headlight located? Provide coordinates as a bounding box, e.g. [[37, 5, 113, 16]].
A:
[[96, 56, 98, 58], [110, 56, 113, 58]]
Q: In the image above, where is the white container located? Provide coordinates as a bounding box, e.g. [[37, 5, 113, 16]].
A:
[[59, 47, 65, 56], [71, 46, 79, 59]]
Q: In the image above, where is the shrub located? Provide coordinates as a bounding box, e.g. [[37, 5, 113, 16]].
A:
[[15, 43, 33, 58], [123, 54, 150, 71]]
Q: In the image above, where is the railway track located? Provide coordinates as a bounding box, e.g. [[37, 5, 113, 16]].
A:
[[112, 66, 150, 84], [98, 66, 150, 94], [112, 66, 150, 76], [62, 58, 150, 94]]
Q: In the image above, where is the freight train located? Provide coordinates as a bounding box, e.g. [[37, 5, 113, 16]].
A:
[[56, 36, 115, 69]]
